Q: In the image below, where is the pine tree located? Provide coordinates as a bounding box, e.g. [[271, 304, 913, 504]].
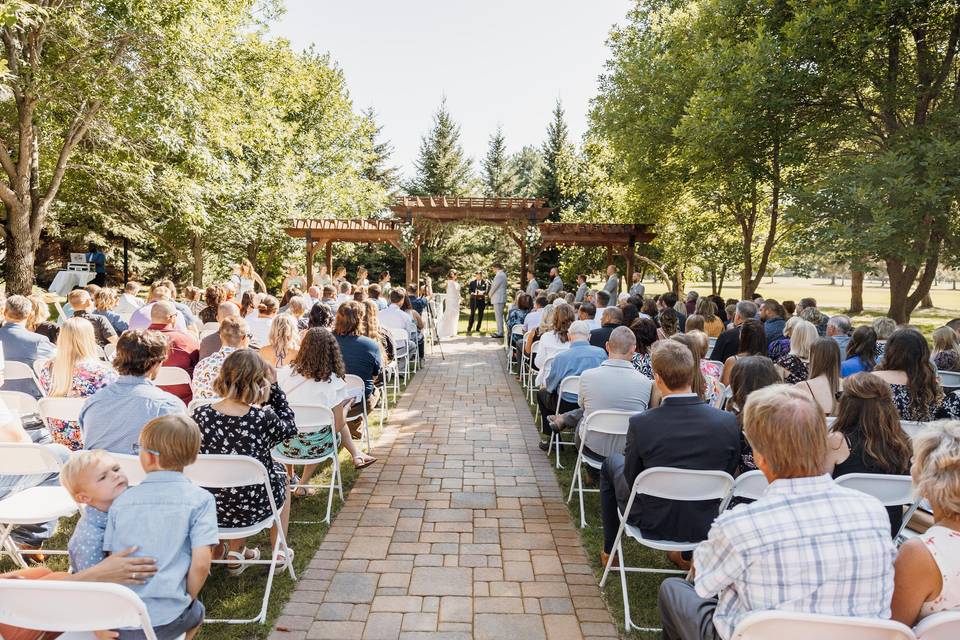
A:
[[511, 145, 544, 198], [361, 108, 400, 192], [482, 125, 517, 196], [407, 99, 473, 195], [537, 99, 570, 216]]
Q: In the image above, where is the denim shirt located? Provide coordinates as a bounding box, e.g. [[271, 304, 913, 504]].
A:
[[104, 471, 219, 626], [68, 505, 109, 572], [80, 376, 186, 454]]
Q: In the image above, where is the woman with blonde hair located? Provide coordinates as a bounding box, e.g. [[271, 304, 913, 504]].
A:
[[774, 318, 818, 383], [356, 266, 370, 287], [671, 332, 722, 405], [333, 265, 348, 285], [524, 303, 556, 357], [93, 287, 128, 333], [534, 303, 575, 379], [28, 294, 59, 343], [38, 317, 117, 450], [259, 314, 301, 368], [247, 294, 279, 346], [768, 315, 802, 360], [230, 258, 267, 296], [932, 325, 960, 372], [362, 299, 394, 364]]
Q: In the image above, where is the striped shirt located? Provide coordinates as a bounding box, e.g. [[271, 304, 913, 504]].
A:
[[694, 474, 895, 640]]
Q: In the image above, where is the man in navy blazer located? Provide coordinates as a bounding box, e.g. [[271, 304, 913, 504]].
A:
[[598, 340, 739, 567], [0, 295, 55, 397]]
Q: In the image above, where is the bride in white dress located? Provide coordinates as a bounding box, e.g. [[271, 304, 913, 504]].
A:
[[438, 270, 461, 339]]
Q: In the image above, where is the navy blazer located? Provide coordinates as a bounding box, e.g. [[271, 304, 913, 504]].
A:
[[622, 394, 739, 543]]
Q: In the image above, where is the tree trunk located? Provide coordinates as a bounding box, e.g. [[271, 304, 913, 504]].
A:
[[191, 232, 204, 287], [3, 202, 38, 295], [849, 270, 864, 314], [830, 275, 836, 286], [718, 265, 726, 296], [887, 270, 912, 324], [920, 292, 934, 309], [710, 268, 717, 295]]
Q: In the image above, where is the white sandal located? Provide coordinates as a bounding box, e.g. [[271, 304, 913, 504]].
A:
[[225, 547, 260, 576], [273, 546, 295, 574]]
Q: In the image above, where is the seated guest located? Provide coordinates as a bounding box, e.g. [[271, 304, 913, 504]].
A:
[[246, 294, 278, 347], [578, 301, 599, 331], [659, 291, 687, 331], [657, 307, 680, 340], [599, 341, 739, 569], [380, 289, 418, 338], [406, 284, 427, 315], [524, 304, 555, 365], [116, 281, 145, 314], [759, 298, 786, 344], [720, 318, 766, 385], [199, 301, 240, 360], [800, 304, 830, 337], [148, 301, 200, 405], [308, 299, 334, 330], [194, 350, 296, 571], [319, 285, 337, 309], [361, 299, 394, 364], [620, 303, 640, 329], [0, 295, 56, 396], [595, 290, 611, 313], [38, 318, 117, 450], [658, 385, 895, 640], [333, 301, 383, 408], [589, 306, 623, 349], [684, 313, 704, 333], [841, 325, 878, 377], [523, 295, 548, 334], [508, 293, 533, 332], [708, 294, 729, 326], [629, 317, 659, 379], [694, 298, 723, 337], [686, 329, 721, 380], [192, 317, 250, 400], [156, 279, 200, 329], [67, 289, 117, 346], [368, 284, 387, 311], [685, 291, 698, 315], [891, 420, 960, 625], [198, 285, 225, 324], [932, 325, 960, 372], [104, 415, 218, 638], [774, 318, 818, 383], [276, 328, 377, 485], [782, 299, 796, 316], [727, 356, 781, 472], [534, 303, 576, 386], [93, 287, 128, 334], [535, 321, 606, 447], [673, 332, 723, 406], [641, 297, 659, 320], [873, 316, 897, 357], [795, 337, 842, 415], [285, 295, 310, 330], [259, 314, 300, 368], [27, 294, 59, 344], [874, 328, 944, 422], [335, 281, 352, 305], [710, 300, 757, 364], [825, 372, 911, 536], [183, 286, 205, 316], [768, 315, 801, 361], [81, 330, 185, 453], [826, 314, 853, 353], [127, 284, 190, 332]]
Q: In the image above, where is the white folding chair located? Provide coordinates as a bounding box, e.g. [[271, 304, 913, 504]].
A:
[[567, 410, 633, 527], [33, 358, 48, 381], [718, 470, 769, 511], [914, 611, 960, 640], [94, 344, 108, 361], [508, 324, 525, 374], [388, 327, 412, 383], [0, 580, 166, 640], [520, 338, 538, 390], [184, 454, 294, 624], [526, 341, 541, 402], [111, 453, 148, 487], [707, 337, 717, 358], [103, 342, 117, 361], [199, 321, 220, 339], [901, 420, 928, 438], [834, 473, 921, 539], [731, 610, 915, 640], [938, 370, 960, 389], [271, 404, 342, 524], [711, 381, 727, 408], [0, 389, 40, 417], [600, 467, 735, 632], [38, 397, 86, 426], [344, 374, 372, 453], [154, 366, 192, 387], [187, 396, 220, 413], [546, 376, 580, 469], [3, 359, 45, 397], [0, 443, 77, 568]]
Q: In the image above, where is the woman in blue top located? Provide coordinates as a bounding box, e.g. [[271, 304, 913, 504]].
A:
[[841, 325, 878, 377], [333, 301, 383, 408]]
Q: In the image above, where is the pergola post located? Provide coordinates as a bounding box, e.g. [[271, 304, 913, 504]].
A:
[[606, 245, 613, 268], [305, 230, 314, 287], [626, 235, 636, 288], [325, 240, 333, 276], [404, 252, 414, 286], [519, 241, 527, 290], [413, 242, 421, 289]]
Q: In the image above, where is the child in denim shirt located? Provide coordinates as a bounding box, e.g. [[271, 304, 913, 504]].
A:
[[103, 415, 219, 640]]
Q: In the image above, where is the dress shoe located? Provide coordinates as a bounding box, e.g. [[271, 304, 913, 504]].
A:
[[18, 544, 45, 565], [667, 550, 692, 571], [491, 334, 504, 338], [600, 550, 620, 568]]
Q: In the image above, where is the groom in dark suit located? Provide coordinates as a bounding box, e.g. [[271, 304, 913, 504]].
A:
[[466, 271, 489, 333]]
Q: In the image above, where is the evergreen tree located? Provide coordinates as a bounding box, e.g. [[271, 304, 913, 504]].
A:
[[361, 108, 400, 193], [511, 145, 544, 198], [482, 125, 517, 196], [537, 99, 571, 216], [407, 99, 473, 195]]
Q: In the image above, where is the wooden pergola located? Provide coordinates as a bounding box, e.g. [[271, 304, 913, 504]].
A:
[[284, 196, 656, 290]]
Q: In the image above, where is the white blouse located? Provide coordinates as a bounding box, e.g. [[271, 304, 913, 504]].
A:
[[277, 368, 348, 408]]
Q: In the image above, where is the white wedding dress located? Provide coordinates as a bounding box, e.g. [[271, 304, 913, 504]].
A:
[[438, 279, 461, 338]]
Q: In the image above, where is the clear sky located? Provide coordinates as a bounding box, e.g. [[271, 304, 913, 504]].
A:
[[270, 0, 633, 181]]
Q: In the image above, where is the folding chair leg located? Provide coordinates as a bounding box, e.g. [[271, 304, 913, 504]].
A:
[[0, 524, 27, 569]]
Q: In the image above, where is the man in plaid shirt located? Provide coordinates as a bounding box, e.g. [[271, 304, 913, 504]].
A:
[[658, 385, 896, 640]]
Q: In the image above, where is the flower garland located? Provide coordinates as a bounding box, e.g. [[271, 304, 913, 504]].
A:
[[399, 224, 418, 252], [524, 224, 543, 251]]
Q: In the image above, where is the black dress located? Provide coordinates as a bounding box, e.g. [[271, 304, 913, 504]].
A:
[[775, 354, 808, 384], [193, 384, 297, 528], [832, 429, 907, 538]]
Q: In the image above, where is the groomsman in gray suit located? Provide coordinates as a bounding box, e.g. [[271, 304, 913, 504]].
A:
[[574, 274, 588, 303], [546, 267, 563, 294], [629, 272, 645, 298], [489, 264, 508, 338], [603, 265, 620, 297], [525, 270, 539, 298]]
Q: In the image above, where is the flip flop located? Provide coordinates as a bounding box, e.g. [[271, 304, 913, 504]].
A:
[[293, 486, 317, 498], [353, 456, 377, 470]]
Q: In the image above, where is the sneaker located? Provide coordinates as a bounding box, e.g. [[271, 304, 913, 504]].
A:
[[538, 440, 550, 452]]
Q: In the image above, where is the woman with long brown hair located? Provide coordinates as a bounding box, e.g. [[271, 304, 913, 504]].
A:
[[796, 337, 842, 415], [727, 356, 782, 471], [721, 318, 767, 385], [333, 301, 383, 407], [825, 372, 911, 535], [874, 328, 944, 421], [670, 332, 721, 405], [694, 297, 723, 337], [533, 303, 575, 381]]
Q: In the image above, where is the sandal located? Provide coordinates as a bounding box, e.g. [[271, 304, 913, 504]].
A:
[[225, 547, 260, 576], [293, 486, 317, 498], [273, 547, 295, 574], [353, 455, 377, 470]]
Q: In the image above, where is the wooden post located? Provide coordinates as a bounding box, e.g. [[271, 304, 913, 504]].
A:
[[404, 252, 413, 285], [625, 236, 635, 289], [606, 245, 613, 268], [305, 230, 314, 287], [519, 241, 527, 290], [325, 240, 333, 276], [413, 243, 421, 289]]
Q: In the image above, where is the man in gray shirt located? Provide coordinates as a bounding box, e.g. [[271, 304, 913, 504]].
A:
[[628, 273, 645, 299], [603, 265, 620, 297], [546, 267, 563, 294], [525, 270, 540, 298], [574, 275, 589, 303]]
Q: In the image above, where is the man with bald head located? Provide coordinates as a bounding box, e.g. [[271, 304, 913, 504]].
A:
[[147, 300, 199, 404], [199, 301, 241, 359]]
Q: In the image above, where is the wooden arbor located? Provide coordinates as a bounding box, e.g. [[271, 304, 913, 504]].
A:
[[537, 223, 656, 288], [285, 219, 405, 286]]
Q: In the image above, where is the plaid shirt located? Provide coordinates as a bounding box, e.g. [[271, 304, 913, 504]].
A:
[[694, 474, 895, 640]]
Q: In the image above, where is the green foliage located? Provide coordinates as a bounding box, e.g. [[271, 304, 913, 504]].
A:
[[537, 99, 573, 216], [511, 145, 543, 199], [406, 99, 474, 196], [482, 125, 518, 197]]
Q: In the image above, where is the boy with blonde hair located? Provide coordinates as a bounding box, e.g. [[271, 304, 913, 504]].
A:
[[104, 415, 218, 639], [60, 450, 129, 572]]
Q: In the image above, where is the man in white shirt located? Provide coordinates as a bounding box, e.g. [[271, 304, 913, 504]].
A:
[[116, 281, 145, 314], [578, 302, 600, 331], [335, 281, 353, 306], [379, 290, 418, 336], [595, 290, 611, 313], [523, 295, 548, 334]]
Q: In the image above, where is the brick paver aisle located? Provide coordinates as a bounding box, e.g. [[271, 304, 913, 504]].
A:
[[273, 336, 619, 640]]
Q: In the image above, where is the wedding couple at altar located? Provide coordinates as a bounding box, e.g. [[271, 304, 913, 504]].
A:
[[436, 264, 508, 339]]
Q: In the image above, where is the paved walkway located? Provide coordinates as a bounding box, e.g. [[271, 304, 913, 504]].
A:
[[272, 336, 619, 640]]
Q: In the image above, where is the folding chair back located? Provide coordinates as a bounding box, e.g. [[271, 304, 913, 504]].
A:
[[187, 396, 219, 413], [731, 610, 915, 640], [938, 370, 960, 389], [343, 374, 371, 451], [914, 611, 960, 640], [0, 580, 159, 640], [38, 397, 86, 425], [154, 366, 191, 386], [0, 442, 66, 476], [2, 359, 44, 396], [557, 376, 580, 402], [289, 403, 336, 434], [719, 470, 769, 511], [633, 467, 735, 503], [901, 420, 928, 438], [711, 382, 727, 408], [111, 453, 148, 486], [183, 453, 270, 489], [103, 342, 117, 361], [582, 409, 634, 437], [707, 337, 717, 358], [833, 473, 919, 538], [274, 403, 342, 524], [95, 344, 108, 361], [32, 358, 48, 380], [200, 321, 220, 339], [0, 389, 39, 416]]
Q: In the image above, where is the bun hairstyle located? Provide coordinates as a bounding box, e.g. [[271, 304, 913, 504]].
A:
[[258, 295, 279, 316], [213, 349, 272, 406]]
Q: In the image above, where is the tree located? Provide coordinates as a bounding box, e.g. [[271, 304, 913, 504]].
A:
[[511, 145, 542, 198], [406, 99, 473, 196], [481, 125, 517, 197], [537, 100, 571, 216], [361, 108, 400, 194]]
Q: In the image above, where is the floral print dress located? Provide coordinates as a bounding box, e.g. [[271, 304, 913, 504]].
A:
[[193, 384, 297, 528], [631, 352, 653, 379], [38, 359, 117, 450], [889, 383, 941, 422], [775, 354, 809, 384]]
